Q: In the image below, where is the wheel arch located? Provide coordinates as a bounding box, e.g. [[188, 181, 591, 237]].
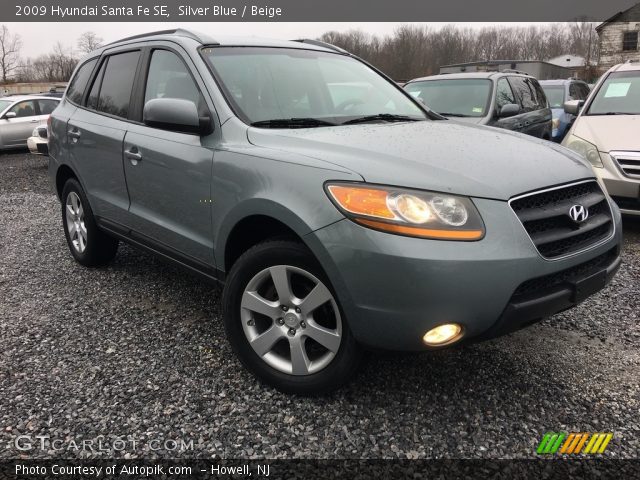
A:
[[216, 199, 332, 275]]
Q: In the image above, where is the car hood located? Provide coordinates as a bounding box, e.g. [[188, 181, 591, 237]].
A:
[[572, 115, 640, 153], [247, 120, 593, 200], [446, 116, 486, 125]]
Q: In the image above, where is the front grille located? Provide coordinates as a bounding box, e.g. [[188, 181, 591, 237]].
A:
[[611, 196, 640, 212], [513, 247, 617, 299], [510, 180, 613, 259], [610, 151, 640, 178]]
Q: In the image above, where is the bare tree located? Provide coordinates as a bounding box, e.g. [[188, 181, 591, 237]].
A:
[[77, 31, 103, 54], [0, 25, 22, 83], [319, 23, 600, 81]]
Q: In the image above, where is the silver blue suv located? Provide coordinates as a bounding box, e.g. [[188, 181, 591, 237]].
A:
[[48, 29, 622, 394]]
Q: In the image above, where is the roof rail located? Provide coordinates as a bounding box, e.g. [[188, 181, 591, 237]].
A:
[[292, 39, 348, 53], [500, 69, 531, 76], [104, 28, 216, 47]]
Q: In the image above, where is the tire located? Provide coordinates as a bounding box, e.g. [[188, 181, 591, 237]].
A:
[[223, 240, 363, 395], [61, 178, 118, 267]]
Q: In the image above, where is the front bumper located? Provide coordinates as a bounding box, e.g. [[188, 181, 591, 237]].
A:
[[306, 197, 622, 351], [596, 152, 640, 216]]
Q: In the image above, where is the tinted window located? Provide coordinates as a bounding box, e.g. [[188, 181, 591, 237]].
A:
[[96, 51, 140, 119], [509, 77, 537, 112], [66, 58, 97, 105], [87, 59, 106, 110], [8, 100, 36, 118], [530, 80, 548, 109], [569, 83, 584, 100], [37, 99, 58, 115], [579, 83, 591, 99], [404, 79, 491, 117], [495, 78, 516, 110]]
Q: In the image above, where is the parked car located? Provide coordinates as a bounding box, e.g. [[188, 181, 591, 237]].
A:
[[48, 30, 621, 394], [540, 79, 590, 142], [404, 72, 552, 139], [0, 95, 59, 150], [562, 62, 640, 216], [27, 124, 48, 155]]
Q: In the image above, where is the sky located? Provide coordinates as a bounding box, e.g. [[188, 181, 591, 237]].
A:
[[6, 22, 542, 59]]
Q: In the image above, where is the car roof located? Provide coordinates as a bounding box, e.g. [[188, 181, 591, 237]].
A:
[[406, 71, 528, 83], [538, 79, 583, 86], [98, 28, 343, 55], [611, 62, 640, 73], [0, 94, 59, 102]]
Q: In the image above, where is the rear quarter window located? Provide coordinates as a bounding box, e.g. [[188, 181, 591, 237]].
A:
[[66, 58, 98, 105]]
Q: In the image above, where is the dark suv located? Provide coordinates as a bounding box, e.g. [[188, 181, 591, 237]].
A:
[[404, 71, 552, 139]]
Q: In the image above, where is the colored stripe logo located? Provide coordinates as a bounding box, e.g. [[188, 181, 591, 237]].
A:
[[537, 432, 613, 455]]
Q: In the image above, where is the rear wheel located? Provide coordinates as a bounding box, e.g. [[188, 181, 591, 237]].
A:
[[61, 178, 118, 267], [223, 240, 363, 394]]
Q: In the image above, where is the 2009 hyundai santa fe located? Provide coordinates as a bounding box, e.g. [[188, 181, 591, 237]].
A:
[[48, 29, 622, 394]]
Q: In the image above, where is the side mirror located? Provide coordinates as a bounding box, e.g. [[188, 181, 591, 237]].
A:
[[143, 98, 212, 135], [498, 103, 520, 118], [563, 100, 584, 115], [4, 111, 16, 119]]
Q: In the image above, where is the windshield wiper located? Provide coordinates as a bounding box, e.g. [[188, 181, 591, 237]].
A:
[[341, 113, 421, 125], [438, 112, 472, 117], [250, 118, 337, 128]]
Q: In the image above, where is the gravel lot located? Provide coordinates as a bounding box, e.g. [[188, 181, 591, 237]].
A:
[[0, 150, 639, 460]]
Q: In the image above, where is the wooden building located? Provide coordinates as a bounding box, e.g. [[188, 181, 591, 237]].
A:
[[596, 3, 640, 72]]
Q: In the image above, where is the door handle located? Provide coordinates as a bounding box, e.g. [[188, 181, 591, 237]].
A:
[[30, 119, 38, 123], [125, 148, 142, 164]]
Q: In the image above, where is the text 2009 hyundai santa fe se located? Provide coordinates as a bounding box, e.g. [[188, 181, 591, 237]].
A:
[[48, 30, 622, 394]]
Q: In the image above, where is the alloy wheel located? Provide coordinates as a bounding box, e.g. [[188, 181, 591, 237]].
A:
[[240, 265, 342, 376], [65, 192, 87, 253]]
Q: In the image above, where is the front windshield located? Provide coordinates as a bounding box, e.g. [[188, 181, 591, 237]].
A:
[[201, 47, 426, 125], [588, 71, 640, 115], [0, 99, 13, 112], [404, 79, 492, 117], [541, 86, 565, 108]]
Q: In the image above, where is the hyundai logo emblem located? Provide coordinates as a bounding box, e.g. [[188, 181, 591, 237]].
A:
[[569, 204, 589, 223]]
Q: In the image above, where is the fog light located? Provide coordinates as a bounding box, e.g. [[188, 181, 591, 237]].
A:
[[423, 323, 463, 346]]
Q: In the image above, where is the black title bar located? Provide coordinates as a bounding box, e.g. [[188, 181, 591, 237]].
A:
[[4, 0, 640, 22]]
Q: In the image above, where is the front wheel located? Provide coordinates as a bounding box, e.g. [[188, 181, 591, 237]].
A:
[[222, 240, 363, 394]]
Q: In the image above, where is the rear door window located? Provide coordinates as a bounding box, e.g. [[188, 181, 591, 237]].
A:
[[37, 99, 58, 115], [94, 51, 140, 119]]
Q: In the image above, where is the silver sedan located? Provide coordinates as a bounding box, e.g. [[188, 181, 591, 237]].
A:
[[0, 95, 59, 149]]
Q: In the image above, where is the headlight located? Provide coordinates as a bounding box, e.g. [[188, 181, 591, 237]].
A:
[[563, 134, 603, 168], [325, 183, 485, 241]]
